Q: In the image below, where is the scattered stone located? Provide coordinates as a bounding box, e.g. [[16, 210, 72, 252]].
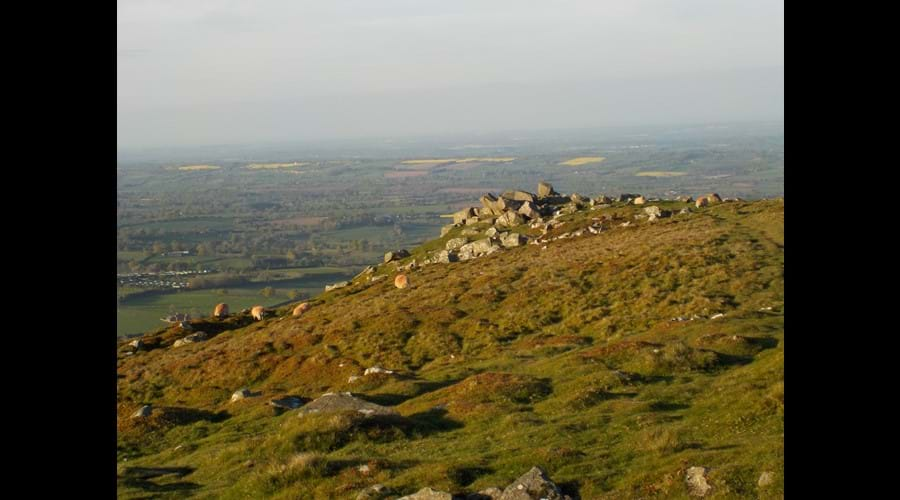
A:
[[446, 237, 468, 251], [465, 216, 481, 225], [686, 466, 711, 497], [325, 281, 350, 292], [467, 487, 504, 500], [394, 274, 410, 289], [357, 484, 392, 500], [364, 366, 395, 375], [398, 487, 455, 500], [172, 331, 208, 348], [269, 396, 304, 410], [517, 200, 541, 220], [495, 210, 525, 228], [231, 388, 256, 402], [436, 250, 458, 264], [384, 249, 410, 263], [758, 471, 775, 487], [461, 228, 479, 236], [501, 190, 537, 203], [298, 392, 399, 417], [131, 405, 152, 418], [537, 181, 558, 198], [453, 207, 477, 224], [498, 466, 571, 500], [500, 232, 527, 247]]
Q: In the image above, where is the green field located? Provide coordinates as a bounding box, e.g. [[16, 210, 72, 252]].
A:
[[116, 268, 357, 337]]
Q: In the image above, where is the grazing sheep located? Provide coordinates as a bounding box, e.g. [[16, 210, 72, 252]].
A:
[[394, 274, 409, 289], [251, 305, 266, 321], [213, 303, 229, 318], [695, 196, 709, 208], [292, 302, 310, 317]]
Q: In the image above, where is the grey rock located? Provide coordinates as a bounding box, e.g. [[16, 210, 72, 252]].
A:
[[758, 471, 775, 487], [517, 201, 541, 220], [384, 249, 410, 263], [453, 207, 478, 224], [398, 487, 455, 500], [172, 331, 208, 348], [325, 281, 350, 292], [485, 227, 498, 237], [537, 181, 558, 198], [618, 193, 641, 202], [131, 405, 152, 418], [495, 210, 525, 228], [467, 487, 503, 500], [446, 237, 469, 251], [499, 466, 570, 500], [501, 190, 537, 203], [298, 392, 399, 417], [591, 195, 612, 205], [436, 250, 458, 264], [686, 466, 712, 497], [500, 232, 527, 248], [357, 484, 392, 500]]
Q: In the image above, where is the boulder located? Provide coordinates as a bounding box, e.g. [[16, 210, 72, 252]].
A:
[[357, 484, 392, 500], [695, 197, 709, 208], [467, 487, 503, 500], [453, 207, 477, 224], [385, 249, 410, 263], [325, 281, 350, 292], [446, 237, 468, 251], [498, 466, 570, 500], [435, 250, 458, 264], [131, 405, 152, 418], [231, 388, 256, 402], [537, 181, 558, 198], [293, 302, 311, 317], [501, 190, 537, 203], [685, 466, 712, 497], [298, 392, 399, 417], [269, 397, 304, 410], [398, 487, 454, 500], [485, 227, 498, 237], [500, 232, 527, 248], [632, 196, 647, 205], [495, 210, 525, 228], [394, 274, 409, 289], [172, 331, 208, 348], [517, 201, 541, 220]]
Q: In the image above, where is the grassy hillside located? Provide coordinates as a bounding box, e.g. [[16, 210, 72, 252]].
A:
[[116, 196, 784, 499]]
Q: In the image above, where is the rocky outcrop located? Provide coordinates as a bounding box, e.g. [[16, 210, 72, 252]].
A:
[[537, 181, 558, 198], [495, 210, 525, 228], [173, 331, 208, 347], [498, 466, 570, 499], [501, 190, 537, 203], [398, 487, 454, 500], [325, 281, 350, 292], [297, 392, 399, 417], [618, 193, 641, 203], [453, 207, 478, 224], [446, 237, 468, 251], [499, 232, 527, 247], [517, 201, 541, 220]]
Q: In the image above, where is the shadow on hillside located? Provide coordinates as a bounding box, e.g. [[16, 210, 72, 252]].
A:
[[406, 408, 465, 437], [355, 378, 466, 407], [648, 401, 690, 412], [118, 466, 199, 493], [163, 407, 230, 426], [556, 479, 583, 500], [447, 465, 494, 487]]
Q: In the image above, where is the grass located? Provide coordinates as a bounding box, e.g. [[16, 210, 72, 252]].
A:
[[117, 198, 783, 498], [559, 157, 606, 166]]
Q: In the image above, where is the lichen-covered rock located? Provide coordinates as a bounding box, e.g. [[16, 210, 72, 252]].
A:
[[398, 487, 454, 500], [385, 249, 410, 263], [537, 181, 558, 198], [446, 237, 468, 251], [298, 392, 399, 417], [495, 210, 525, 228], [498, 466, 570, 500], [500, 232, 527, 248], [453, 207, 477, 224]]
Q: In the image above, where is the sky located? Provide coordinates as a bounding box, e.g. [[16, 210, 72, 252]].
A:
[[117, 0, 784, 150]]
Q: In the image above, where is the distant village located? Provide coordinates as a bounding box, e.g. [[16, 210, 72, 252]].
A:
[[117, 268, 211, 289]]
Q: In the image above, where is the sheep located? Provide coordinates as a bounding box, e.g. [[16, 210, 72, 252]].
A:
[[251, 305, 266, 321], [213, 303, 229, 318]]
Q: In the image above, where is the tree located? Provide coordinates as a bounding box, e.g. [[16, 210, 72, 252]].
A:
[[260, 286, 275, 298]]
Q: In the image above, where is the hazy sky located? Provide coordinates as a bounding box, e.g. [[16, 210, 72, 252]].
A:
[[117, 0, 784, 150]]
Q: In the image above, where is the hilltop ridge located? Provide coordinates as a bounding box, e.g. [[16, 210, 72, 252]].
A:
[[117, 184, 784, 499]]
